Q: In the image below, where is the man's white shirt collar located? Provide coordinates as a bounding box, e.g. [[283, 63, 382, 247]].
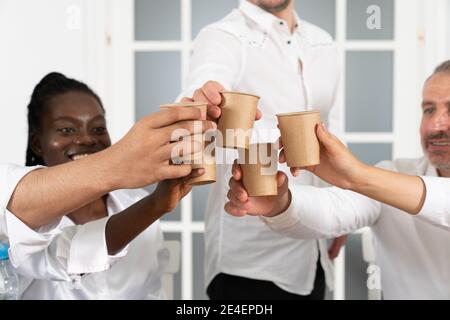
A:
[[239, 0, 301, 34]]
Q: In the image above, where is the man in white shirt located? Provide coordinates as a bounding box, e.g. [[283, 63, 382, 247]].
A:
[[182, 0, 345, 299], [1, 107, 215, 238], [419, 176, 450, 228], [225, 60, 450, 299]]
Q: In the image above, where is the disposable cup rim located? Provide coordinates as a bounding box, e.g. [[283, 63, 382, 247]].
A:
[[220, 91, 260, 99], [160, 102, 208, 109], [276, 110, 320, 117]]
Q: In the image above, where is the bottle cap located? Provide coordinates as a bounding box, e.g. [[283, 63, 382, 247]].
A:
[[0, 241, 10, 260]]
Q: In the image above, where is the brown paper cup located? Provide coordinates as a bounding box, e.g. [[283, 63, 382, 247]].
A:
[[161, 102, 216, 185], [160, 102, 207, 163], [217, 91, 260, 149], [160, 101, 207, 119], [239, 143, 278, 197], [276, 111, 320, 167]]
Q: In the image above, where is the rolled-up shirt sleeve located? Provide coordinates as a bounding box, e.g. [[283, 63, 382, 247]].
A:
[[1, 164, 129, 283], [0, 164, 42, 239], [261, 185, 381, 239], [416, 176, 450, 231], [6, 212, 128, 282]]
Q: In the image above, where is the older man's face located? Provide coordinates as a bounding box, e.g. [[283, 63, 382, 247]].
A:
[[250, 0, 291, 13], [420, 73, 450, 170]]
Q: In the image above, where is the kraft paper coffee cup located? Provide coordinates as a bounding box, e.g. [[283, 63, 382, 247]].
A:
[[160, 102, 206, 162], [160, 102, 216, 185], [239, 143, 278, 197], [276, 111, 321, 167], [217, 91, 260, 149], [160, 101, 207, 119]]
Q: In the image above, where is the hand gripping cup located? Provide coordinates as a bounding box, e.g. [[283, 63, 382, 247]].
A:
[[160, 102, 216, 185]]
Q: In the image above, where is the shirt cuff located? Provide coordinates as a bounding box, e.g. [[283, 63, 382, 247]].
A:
[[260, 192, 301, 230], [5, 209, 61, 267], [417, 176, 450, 229], [67, 216, 129, 275]]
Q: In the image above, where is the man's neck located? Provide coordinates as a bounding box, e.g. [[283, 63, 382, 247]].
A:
[[272, 1, 296, 33]]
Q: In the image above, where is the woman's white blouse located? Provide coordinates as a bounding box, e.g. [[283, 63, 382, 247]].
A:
[[1, 164, 167, 300], [0, 163, 40, 239]]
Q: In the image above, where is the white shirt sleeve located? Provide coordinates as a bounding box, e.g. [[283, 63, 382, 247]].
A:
[[261, 185, 381, 239], [178, 27, 243, 99], [0, 164, 42, 239], [6, 212, 128, 282], [416, 176, 450, 231]]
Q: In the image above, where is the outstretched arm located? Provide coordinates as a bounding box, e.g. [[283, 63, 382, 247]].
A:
[[105, 169, 202, 254], [8, 170, 202, 281], [283, 123, 426, 215], [225, 162, 380, 239], [6, 107, 215, 229]]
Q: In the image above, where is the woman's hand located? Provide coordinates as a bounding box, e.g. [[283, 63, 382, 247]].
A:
[[151, 168, 205, 214], [280, 123, 368, 190]]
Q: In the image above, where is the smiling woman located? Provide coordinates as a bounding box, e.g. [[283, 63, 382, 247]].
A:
[[25, 73, 112, 225], [6, 72, 206, 300], [26, 72, 110, 167]]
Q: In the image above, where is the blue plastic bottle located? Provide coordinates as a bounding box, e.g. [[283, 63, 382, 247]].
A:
[[0, 242, 19, 300]]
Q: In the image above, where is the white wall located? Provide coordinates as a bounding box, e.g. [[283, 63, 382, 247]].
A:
[[417, 0, 450, 82], [0, 0, 106, 164]]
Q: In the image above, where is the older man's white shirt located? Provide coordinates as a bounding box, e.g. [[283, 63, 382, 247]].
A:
[[419, 176, 450, 230], [262, 157, 450, 299]]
